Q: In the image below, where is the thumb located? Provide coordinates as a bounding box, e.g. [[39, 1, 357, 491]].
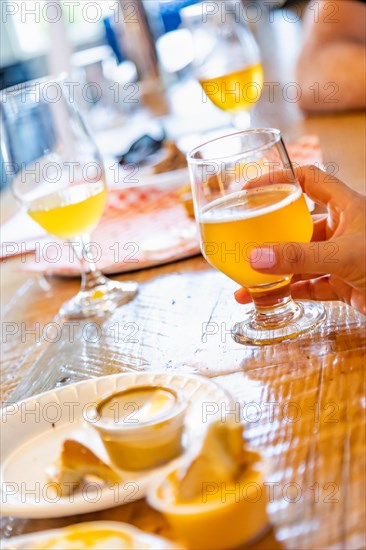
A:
[[249, 241, 344, 277]]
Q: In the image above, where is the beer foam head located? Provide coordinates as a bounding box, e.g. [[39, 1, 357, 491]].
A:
[[200, 184, 301, 222]]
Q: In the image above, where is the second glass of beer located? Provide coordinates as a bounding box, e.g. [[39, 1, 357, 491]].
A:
[[187, 129, 326, 345]]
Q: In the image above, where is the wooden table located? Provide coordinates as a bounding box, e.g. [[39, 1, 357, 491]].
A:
[[1, 7, 365, 549]]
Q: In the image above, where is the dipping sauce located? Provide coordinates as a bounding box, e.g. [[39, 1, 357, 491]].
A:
[[97, 386, 178, 425], [150, 468, 267, 550], [86, 386, 187, 471], [9, 521, 179, 550], [34, 528, 134, 550], [147, 420, 268, 550]]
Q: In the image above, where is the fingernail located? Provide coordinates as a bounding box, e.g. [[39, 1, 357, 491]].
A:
[[249, 248, 276, 268]]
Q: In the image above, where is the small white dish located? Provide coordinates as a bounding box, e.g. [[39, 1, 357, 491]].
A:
[[1, 372, 232, 518], [86, 385, 188, 471]]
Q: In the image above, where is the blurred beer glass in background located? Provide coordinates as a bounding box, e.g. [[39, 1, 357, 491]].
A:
[[180, 1, 263, 128], [1, 75, 138, 319], [71, 46, 138, 131]]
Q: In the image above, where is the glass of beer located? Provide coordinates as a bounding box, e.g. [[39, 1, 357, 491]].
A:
[[187, 129, 326, 345], [180, 1, 263, 129], [1, 75, 138, 319]]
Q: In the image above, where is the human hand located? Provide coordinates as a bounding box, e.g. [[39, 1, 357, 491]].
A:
[[234, 165, 366, 314]]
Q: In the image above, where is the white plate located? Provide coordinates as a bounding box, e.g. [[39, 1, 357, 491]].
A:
[[104, 155, 190, 190], [118, 166, 190, 189], [2, 520, 180, 549], [1, 372, 232, 518]]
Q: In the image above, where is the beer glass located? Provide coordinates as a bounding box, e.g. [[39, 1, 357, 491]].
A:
[[180, 1, 263, 129], [187, 129, 326, 345], [1, 75, 138, 319]]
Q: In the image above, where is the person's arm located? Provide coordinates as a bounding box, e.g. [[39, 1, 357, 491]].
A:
[[296, 0, 366, 113]]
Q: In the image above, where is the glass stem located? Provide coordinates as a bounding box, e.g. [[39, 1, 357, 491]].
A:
[[249, 283, 301, 328], [69, 234, 107, 292], [231, 110, 251, 130]]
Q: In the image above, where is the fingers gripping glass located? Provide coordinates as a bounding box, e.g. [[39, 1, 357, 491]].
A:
[[187, 129, 326, 345], [1, 75, 138, 319]]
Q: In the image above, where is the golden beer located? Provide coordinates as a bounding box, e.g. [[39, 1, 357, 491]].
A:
[[199, 184, 313, 289], [199, 63, 263, 112], [28, 181, 106, 239]]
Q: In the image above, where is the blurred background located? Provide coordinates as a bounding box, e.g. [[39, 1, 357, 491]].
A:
[[1, 0, 214, 88], [1, 0, 306, 190], [0, 0, 304, 87]]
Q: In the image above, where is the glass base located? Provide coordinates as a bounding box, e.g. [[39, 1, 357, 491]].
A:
[[232, 300, 326, 346], [59, 280, 138, 320]]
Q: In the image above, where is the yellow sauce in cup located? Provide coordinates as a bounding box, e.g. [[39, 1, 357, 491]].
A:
[[37, 527, 134, 549], [148, 466, 268, 550], [15, 521, 179, 550], [87, 386, 187, 471]]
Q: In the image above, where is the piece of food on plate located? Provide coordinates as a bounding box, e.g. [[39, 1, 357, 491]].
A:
[[178, 184, 195, 219], [148, 419, 268, 549], [85, 385, 187, 471], [47, 439, 121, 497], [117, 135, 186, 172], [3, 521, 180, 550], [178, 174, 227, 220], [152, 141, 187, 174], [177, 420, 261, 502]]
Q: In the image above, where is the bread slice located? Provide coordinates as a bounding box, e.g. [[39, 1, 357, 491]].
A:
[[177, 420, 261, 502], [47, 439, 121, 497]]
